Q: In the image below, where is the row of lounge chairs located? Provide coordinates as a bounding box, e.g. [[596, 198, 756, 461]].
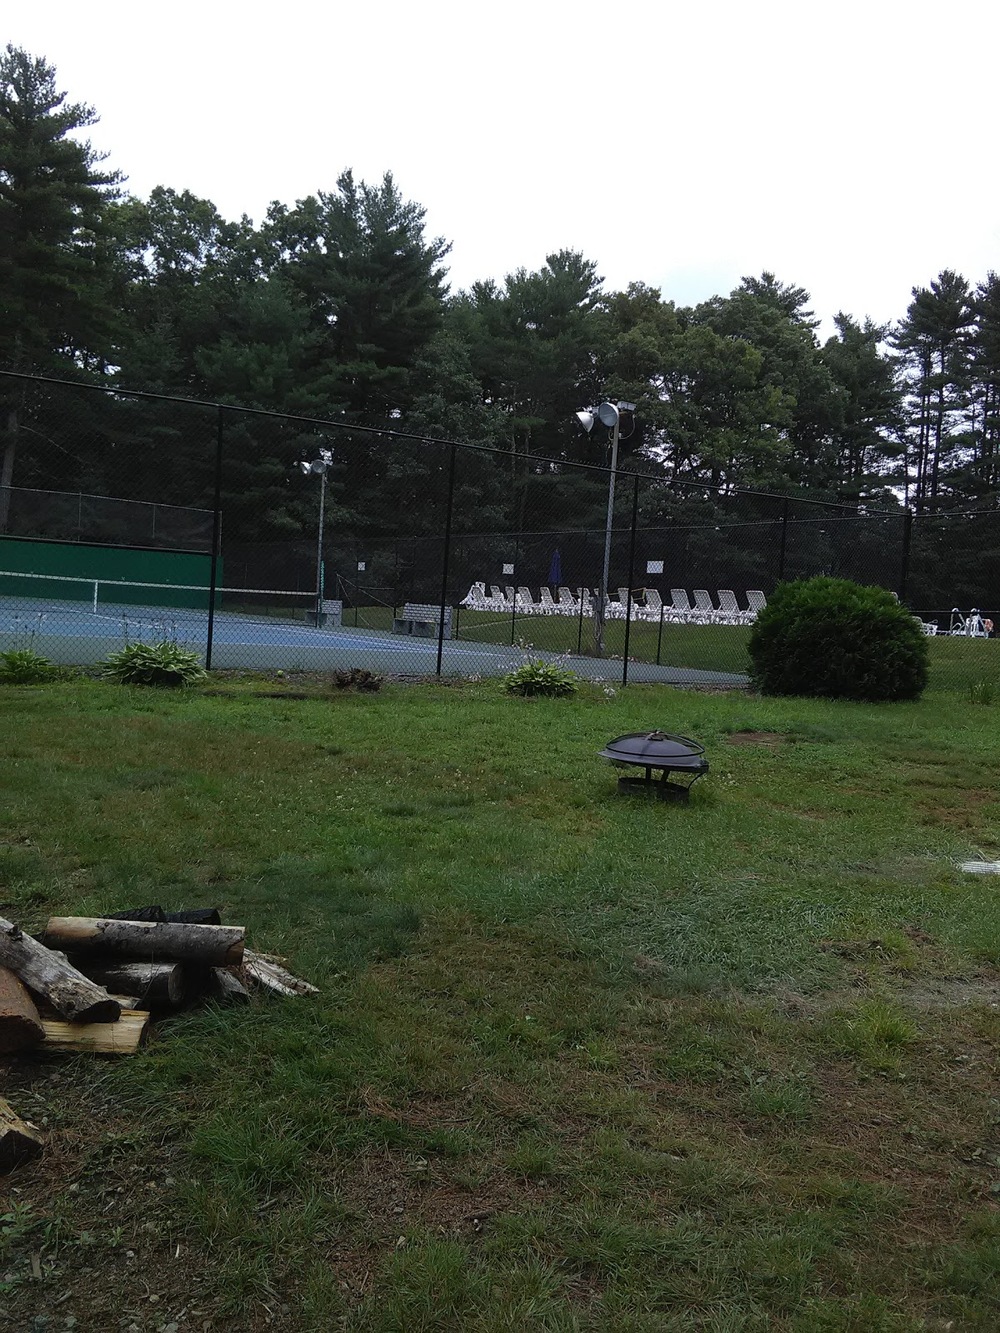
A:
[[458, 584, 767, 626]]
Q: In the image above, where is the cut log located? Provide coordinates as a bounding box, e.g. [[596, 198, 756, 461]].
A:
[[0, 917, 121, 1024], [0, 1097, 45, 1175], [208, 968, 251, 1005], [43, 918, 244, 968], [0, 965, 45, 1053], [242, 950, 318, 997], [40, 1009, 149, 1055], [75, 961, 188, 1009]]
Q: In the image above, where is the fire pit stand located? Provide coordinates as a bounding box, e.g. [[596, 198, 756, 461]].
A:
[[599, 730, 709, 802]]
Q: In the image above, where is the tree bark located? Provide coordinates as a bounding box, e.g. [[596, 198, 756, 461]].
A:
[[0, 1097, 45, 1175], [43, 917, 245, 967], [75, 961, 188, 1009], [0, 965, 45, 1053], [0, 917, 121, 1024], [208, 968, 251, 1005], [242, 950, 318, 997]]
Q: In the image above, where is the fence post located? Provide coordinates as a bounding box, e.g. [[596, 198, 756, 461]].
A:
[[204, 407, 225, 671], [656, 601, 664, 665], [621, 476, 640, 688], [436, 444, 457, 677], [899, 509, 913, 602], [577, 587, 584, 653], [777, 497, 790, 582]]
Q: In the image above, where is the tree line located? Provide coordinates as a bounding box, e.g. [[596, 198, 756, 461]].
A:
[[2, 44, 999, 552]]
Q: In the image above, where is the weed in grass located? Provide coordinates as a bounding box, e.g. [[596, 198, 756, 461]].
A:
[[968, 679, 996, 705], [508, 1134, 561, 1182], [740, 1073, 815, 1125], [819, 1001, 916, 1073]]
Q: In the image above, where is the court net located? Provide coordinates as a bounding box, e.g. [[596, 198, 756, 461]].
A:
[[0, 570, 318, 625]]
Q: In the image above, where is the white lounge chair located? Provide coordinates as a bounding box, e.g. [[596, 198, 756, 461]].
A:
[[557, 587, 579, 616], [692, 589, 719, 624], [489, 585, 509, 611], [670, 589, 696, 623], [516, 586, 537, 613], [539, 587, 559, 615], [745, 590, 767, 620], [459, 582, 486, 608], [716, 589, 751, 626]]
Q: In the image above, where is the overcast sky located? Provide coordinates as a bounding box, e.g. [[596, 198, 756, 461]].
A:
[[9, 0, 999, 338]]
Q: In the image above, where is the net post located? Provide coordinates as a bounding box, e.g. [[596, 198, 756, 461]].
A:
[[205, 407, 225, 671]]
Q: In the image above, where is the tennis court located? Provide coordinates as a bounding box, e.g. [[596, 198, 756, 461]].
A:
[[0, 572, 746, 686]]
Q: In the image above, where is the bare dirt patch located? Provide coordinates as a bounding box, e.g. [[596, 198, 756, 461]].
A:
[[726, 730, 785, 746]]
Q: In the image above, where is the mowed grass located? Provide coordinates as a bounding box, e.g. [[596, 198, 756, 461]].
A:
[[1, 678, 1000, 1330]]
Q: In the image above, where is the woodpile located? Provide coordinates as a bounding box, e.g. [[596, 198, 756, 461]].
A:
[[0, 905, 316, 1175]]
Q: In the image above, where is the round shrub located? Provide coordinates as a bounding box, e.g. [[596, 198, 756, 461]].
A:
[[748, 577, 929, 702]]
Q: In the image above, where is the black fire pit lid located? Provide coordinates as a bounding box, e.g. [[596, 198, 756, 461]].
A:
[[599, 730, 708, 772]]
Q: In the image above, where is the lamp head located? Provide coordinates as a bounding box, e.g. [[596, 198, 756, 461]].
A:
[[575, 410, 596, 434], [596, 402, 620, 429], [309, 458, 328, 475]]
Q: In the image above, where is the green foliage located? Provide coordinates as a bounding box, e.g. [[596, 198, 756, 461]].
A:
[[968, 679, 996, 705], [100, 640, 207, 687], [748, 577, 929, 702], [501, 657, 579, 698], [0, 648, 60, 683]]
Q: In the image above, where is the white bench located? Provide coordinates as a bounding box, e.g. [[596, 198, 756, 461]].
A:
[[392, 602, 452, 639]]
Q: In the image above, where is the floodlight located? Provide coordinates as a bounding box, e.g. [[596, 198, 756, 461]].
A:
[[575, 410, 596, 434], [309, 459, 327, 475], [596, 402, 620, 429]]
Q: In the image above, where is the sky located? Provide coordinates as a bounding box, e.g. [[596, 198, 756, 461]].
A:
[[8, 0, 1000, 338]]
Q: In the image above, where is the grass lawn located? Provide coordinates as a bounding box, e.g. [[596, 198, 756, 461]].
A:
[[1, 676, 999, 1331]]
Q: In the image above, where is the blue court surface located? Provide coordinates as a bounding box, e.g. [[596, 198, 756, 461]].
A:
[[0, 597, 747, 687]]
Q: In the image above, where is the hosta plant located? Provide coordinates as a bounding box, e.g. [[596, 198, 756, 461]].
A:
[[0, 649, 61, 684], [101, 641, 207, 687], [501, 658, 579, 698]]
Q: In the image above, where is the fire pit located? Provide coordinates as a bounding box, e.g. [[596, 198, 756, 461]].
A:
[[599, 730, 708, 801]]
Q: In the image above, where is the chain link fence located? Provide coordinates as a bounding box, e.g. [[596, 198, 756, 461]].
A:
[[1, 370, 997, 691]]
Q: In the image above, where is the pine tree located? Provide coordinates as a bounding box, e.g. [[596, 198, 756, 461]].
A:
[[0, 45, 121, 526]]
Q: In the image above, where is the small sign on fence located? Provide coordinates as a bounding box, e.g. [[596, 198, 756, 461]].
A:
[[646, 560, 664, 574], [502, 563, 514, 575], [357, 561, 366, 572]]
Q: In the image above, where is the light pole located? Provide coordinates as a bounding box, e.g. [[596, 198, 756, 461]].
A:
[[575, 402, 635, 656], [298, 448, 333, 625]]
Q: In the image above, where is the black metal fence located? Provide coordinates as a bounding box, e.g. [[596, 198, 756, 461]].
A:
[[1, 370, 997, 691]]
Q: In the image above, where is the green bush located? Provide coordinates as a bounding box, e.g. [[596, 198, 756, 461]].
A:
[[501, 658, 579, 698], [748, 577, 929, 702], [101, 641, 207, 687], [0, 649, 62, 684]]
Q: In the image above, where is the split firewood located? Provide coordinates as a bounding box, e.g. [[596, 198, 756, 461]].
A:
[[0, 916, 121, 1024], [76, 961, 188, 1010], [40, 1009, 149, 1056], [208, 968, 251, 1005], [0, 965, 45, 1053], [242, 950, 318, 997], [43, 918, 244, 968], [0, 1097, 45, 1175]]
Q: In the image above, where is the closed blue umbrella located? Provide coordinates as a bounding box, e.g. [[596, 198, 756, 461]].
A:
[[547, 548, 563, 587]]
